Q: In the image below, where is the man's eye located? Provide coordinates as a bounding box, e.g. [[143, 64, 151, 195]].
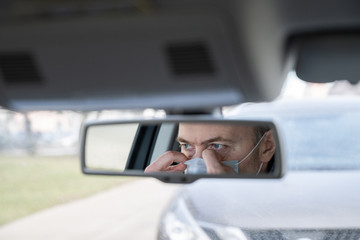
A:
[[180, 143, 193, 150], [209, 144, 225, 150]]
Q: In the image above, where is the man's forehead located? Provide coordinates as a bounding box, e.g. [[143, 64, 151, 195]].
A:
[[178, 123, 253, 142], [178, 122, 250, 130], [178, 123, 231, 133]]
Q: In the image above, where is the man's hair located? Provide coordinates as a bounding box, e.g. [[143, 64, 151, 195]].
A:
[[253, 126, 271, 143]]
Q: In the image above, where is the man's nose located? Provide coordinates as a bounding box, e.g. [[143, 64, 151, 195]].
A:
[[193, 147, 204, 159]]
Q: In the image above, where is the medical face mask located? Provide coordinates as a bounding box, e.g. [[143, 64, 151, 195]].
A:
[[184, 133, 266, 175], [184, 158, 207, 174]]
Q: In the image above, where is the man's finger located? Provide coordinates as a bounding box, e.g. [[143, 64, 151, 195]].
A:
[[145, 151, 188, 172], [203, 149, 235, 174], [168, 162, 187, 172]]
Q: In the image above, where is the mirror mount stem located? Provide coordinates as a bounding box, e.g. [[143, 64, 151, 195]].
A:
[[165, 107, 222, 116]]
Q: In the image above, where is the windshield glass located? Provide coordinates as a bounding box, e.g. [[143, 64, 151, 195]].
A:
[[280, 111, 360, 170]]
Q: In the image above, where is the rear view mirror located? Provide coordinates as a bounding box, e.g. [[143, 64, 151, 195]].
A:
[[80, 119, 284, 183]]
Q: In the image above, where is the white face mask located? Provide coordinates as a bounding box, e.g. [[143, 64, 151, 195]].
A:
[[184, 158, 207, 174], [184, 133, 266, 175]]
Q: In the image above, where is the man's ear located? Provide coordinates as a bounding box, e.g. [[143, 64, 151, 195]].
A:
[[259, 130, 276, 163]]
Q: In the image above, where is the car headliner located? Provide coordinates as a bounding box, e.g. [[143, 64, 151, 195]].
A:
[[0, 0, 360, 111]]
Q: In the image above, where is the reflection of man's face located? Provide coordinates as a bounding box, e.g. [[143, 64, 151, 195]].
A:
[[177, 123, 262, 173]]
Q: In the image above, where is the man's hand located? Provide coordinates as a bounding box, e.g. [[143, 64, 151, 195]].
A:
[[145, 151, 188, 173], [203, 149, 236, 174]]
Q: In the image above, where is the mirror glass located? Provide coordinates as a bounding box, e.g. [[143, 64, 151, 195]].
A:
[[85, 123, 139, 171], [82, 120, 282, 180]]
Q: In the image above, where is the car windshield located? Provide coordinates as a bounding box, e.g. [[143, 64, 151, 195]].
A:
[[280, 109, 360, 170]]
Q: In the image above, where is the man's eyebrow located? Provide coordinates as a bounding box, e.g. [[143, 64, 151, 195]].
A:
[[200, 137, 233, 145], [176, 137, 189, 143], [176, 136, 233, 144]]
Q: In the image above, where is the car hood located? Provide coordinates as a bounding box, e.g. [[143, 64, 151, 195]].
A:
[[180, 171, 360, 229]]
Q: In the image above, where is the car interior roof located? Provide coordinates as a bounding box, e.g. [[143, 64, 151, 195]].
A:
[[0, 0, 359, 112]]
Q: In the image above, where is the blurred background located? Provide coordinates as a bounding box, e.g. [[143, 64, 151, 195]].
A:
[[0, 108, 165, 226]]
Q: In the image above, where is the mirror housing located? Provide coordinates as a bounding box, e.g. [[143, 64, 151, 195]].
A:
[[80, 118, 285, 183]]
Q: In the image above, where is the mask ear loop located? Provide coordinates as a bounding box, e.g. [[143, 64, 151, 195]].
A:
[[256, 162, 264, 175], [236, 132, 267, 166]]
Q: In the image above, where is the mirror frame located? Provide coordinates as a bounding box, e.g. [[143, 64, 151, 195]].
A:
[[80, 117, 285, 183]]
